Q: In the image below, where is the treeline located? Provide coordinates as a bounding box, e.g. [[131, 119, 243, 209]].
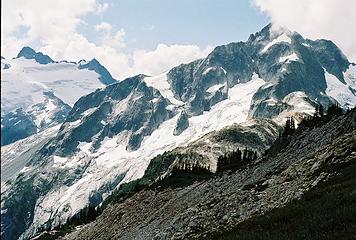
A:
[[154, 161, 212, 188], [267, 102, 346, 157], [282, 102, 344, 137], [283, 117, 296, 136], [299, 102, 344, 128], [171, 162, 211, 176], [216, 148, 258, 173]]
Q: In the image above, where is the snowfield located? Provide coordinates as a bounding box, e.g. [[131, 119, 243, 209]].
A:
[[1, 58, 106, 114]]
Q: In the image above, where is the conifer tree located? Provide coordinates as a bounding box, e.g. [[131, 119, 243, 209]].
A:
[[318, 104, 324, 117]]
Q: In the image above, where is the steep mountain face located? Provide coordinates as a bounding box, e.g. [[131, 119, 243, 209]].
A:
[[1, 25, 356, 240], [44, 74, 173, 154], [1, 48, 116, 145], [62, 109, 356, 240], [165, 25, 355, 120]]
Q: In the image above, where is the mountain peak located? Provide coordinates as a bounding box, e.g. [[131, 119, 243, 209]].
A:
[[16, 46, 36, 59], [78, 58, 116, 85], [89, 58, 100, 65], [16, 46, 54, 64]]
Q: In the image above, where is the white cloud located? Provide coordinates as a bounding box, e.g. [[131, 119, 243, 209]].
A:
[[128, 44, 213, 78], [95, 2, 109, 14], [100, 29, 126, 50], [95, 22, 112, 32], [1, 0, 108, 56], [1, 0, 212, 80], [252, 0, 356, 62]]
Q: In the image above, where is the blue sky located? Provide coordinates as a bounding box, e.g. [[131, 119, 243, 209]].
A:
[[81, 0, 269, 52]]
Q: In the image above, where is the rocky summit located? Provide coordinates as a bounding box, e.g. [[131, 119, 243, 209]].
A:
[[1, 24, 356, 240]]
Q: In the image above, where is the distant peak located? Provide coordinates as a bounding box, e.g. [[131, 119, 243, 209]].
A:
[[78, 58, 116, 85], [17, 46, 36, 59], [16, 46, 54, 64], [78, 59, 87, 65], [89, 58, 100, 64]]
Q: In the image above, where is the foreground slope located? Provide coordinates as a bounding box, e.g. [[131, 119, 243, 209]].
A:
[[1, 25, 356, 240], [63, 109, 356, 240]]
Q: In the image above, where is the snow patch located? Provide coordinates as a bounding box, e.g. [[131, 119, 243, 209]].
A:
[[279, 53, 299, 63], [206, 83, 225, 93], [81, 108, 96, 117], [220, 67, 227, 75], [344, 64, 356, 89], [203, 67, 214, 75], [261, 33, 292, 53], [32, 98, 57, 127], [273, 91, 316, 124], [20, 166, 32, 173], [68, 119, 81, 128], [325, 69, 356, 108], [264, 98, 278, 106], [77, 141, 92, 155], [165, 104, 175, 111], [144, 73, 184, 106]]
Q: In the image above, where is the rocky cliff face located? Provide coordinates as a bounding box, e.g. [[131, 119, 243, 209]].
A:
[[62, 109, 356, 240], [1, 24, 356, 240], [43, 74, 173, 155]]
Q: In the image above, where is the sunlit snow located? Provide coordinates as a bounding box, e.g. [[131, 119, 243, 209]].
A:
[[261, 33, 292, 53], [144, 72, 184, 105], [206, 83, 225, 93], [279, 53, 299, 63], [325, 69, 356, 108], [344, 64, 356, 89], [1, 58, 105, 114]]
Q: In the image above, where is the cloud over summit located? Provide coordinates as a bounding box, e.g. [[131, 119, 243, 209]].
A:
[[252, 0, 356, 62]]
